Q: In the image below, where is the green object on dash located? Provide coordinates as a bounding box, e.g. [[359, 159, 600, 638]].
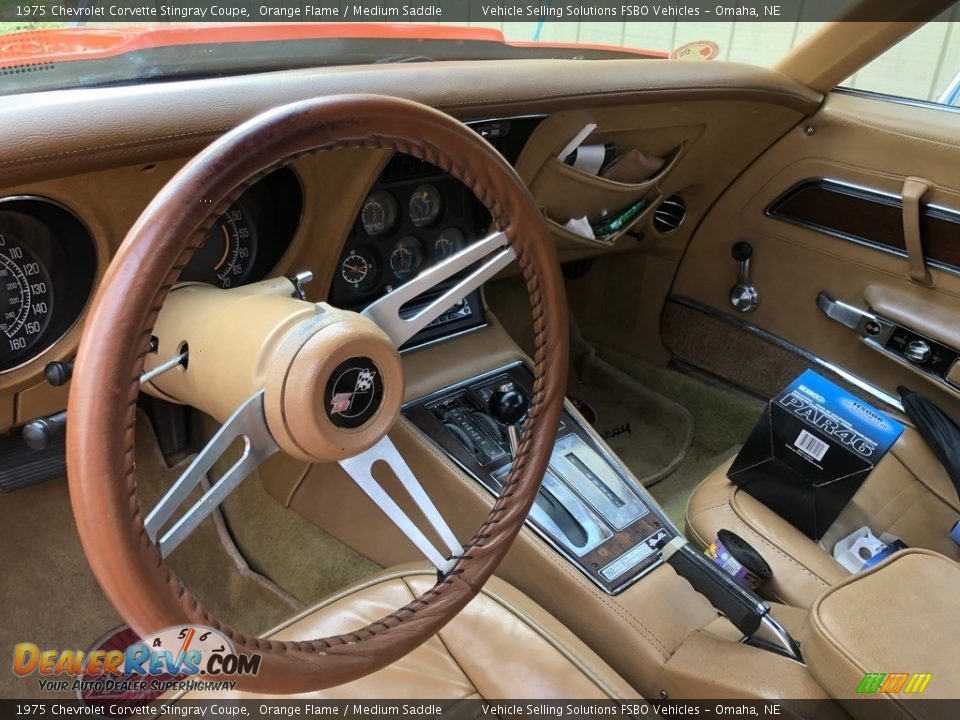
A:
[[591, 198, 647, 238]]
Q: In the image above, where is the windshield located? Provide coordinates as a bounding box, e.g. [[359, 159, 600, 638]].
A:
[[0, 1, 943, 96]]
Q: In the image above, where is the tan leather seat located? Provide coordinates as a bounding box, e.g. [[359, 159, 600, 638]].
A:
[[183, 567, 640, 699], [686, 428, 960, 609]]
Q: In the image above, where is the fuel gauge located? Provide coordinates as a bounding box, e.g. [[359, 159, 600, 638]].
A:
[[409, 184, 443, 228]]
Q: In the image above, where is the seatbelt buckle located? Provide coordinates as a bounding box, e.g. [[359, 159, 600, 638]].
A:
[[949, 520, 960, 547]]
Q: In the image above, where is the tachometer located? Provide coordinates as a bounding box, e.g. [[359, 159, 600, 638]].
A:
[[180, 201, 257, 289]]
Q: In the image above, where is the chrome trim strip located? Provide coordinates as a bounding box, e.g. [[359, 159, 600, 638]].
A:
[[938, 70, 960, 107], [465, 112, 548, 127], [400, 320, 488, 354], [833, 87, 960, 117], [765, 177, 960, 280], [668, 296, 904, 412]]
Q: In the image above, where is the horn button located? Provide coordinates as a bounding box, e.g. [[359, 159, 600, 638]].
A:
[[264, 307, 403, 463]]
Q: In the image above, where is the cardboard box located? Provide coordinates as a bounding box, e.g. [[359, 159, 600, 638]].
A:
[[728, 370, 904, 540]]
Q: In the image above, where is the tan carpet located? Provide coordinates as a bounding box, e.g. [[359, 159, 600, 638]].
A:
[[0, 478, 122, 699], [198, 413, 381, 607], [219, 467, 381, 606], [1, 415, 381, 699], [568, 343, 694, 487], [594, 346, 762, 528]]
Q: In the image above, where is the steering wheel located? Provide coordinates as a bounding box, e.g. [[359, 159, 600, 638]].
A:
[[67, 95, 568, 693]]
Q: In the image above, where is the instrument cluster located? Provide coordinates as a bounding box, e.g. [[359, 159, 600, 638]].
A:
[[329, 158, 490, 346], [0, 167, 303, 377], [331, 166, 487, 306]]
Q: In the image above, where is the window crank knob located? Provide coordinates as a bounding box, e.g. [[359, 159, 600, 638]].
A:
[[729, 242, 760, 313], [731, 241, 753, 262]]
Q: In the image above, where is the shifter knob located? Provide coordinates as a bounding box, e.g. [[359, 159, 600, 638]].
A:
[[489, 384, 529, 426]]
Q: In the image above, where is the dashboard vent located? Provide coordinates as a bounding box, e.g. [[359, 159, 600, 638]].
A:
[[653, 195, 686, 234]]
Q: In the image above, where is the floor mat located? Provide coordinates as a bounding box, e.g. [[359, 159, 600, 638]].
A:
[[0, 478, 122, 699], [219, 468, 382, 606], [569, 343, 694, 488], [594, 346, 763, 528]]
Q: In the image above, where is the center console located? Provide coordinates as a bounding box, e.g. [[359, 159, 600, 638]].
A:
[[403, 362, 679, 594]]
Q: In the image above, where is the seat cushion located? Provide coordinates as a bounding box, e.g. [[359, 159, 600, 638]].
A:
[[686, 428, 960, 609], [182, 567, 640, 699], [804, 549, 960, 715]]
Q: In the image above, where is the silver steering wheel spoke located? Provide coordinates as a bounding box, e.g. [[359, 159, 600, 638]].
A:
[[338, 435, 464, 574], [362, 230, 515, 347], [144, 390, 279, 559]]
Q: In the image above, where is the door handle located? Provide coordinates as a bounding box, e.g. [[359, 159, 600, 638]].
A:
[[817, 292, 960, 392], [816, 292, 894, 342]]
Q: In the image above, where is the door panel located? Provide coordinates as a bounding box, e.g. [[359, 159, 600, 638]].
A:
[[671, 90, 960, 415]]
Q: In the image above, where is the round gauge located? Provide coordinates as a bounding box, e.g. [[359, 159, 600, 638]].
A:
[[389, 236, 424, 279], [340, 248, 379, 291], [0, 198, 97, 373], [361, 191, 399, 236], [409, 184, 443, 228], [0, 238, 55, 368], [180, 201, 257, 289], [434, 227, 465, 262]]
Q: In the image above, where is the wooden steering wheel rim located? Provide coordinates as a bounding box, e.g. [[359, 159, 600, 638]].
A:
[[66, 95, 569, 693]]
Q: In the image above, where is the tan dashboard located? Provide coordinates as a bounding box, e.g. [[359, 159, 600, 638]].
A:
[[0, 58, 820, 432]]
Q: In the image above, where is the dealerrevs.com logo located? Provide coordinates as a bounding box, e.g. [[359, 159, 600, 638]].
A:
[[13, 625, 261, 699]]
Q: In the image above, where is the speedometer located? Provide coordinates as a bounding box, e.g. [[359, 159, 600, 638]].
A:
[[0, 237, 55, 367], [0, 197, 97, 374]]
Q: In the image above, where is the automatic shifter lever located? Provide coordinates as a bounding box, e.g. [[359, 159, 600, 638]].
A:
[[488, 383, 529, 456]]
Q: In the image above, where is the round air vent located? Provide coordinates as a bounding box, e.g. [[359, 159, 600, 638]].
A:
[[653, 194, 687, 234]]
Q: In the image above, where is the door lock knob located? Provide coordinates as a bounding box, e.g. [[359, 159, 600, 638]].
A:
[[905, 340, 932, 364], [729, 242, 759, 313]]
